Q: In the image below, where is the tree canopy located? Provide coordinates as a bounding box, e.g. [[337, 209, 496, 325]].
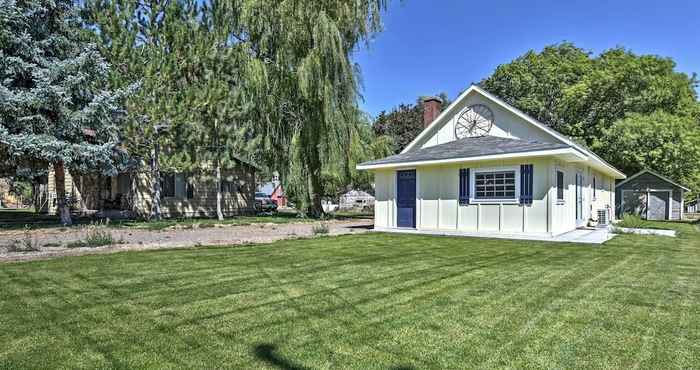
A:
[[480, 42, 700, 197], [0, 0, 132, 223], [83, 0, 389, 216], [373, 94, 450, 154]]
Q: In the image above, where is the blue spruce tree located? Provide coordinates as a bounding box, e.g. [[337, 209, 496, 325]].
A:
[[0, 0, 134, 224]]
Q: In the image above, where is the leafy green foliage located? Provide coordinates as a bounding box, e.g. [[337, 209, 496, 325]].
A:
[[0, 0, 133, 177], [599, 111, 700, 196], [84, 0, 388, 217], [373, 94, 451, 153], [0, 0, 134, 224], [617, 214, 646, 229], [481, 42, 700, 198]]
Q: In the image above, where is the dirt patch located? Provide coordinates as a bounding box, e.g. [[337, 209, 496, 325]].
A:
[[0, 219, 373, 263]]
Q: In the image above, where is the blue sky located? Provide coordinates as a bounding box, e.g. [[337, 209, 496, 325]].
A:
[[353, 0, 700, 117]]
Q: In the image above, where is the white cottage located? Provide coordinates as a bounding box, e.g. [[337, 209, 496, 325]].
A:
[[357, 85, 626, 238]]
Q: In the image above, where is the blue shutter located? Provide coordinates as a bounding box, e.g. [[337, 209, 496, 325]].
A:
[[459, 168, 470, 205], [520, 164, 533, 205]]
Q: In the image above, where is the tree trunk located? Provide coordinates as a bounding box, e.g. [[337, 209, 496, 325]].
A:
[[215, 157, 224, 221], [151, 143, 162, 221], [214, 119, 224, 221], [304, 135, 324, 218], [54, 162, 72, 225]]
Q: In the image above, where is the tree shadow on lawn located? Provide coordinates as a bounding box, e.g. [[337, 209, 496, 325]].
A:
[[253, 343, 309, 370], [253, 343, 417, 370]]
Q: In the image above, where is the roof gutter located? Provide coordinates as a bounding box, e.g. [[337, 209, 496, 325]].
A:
[[357, 148, 585, 171]]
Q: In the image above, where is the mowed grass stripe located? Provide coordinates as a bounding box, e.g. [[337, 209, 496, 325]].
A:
[[1, 222, 699, 369]]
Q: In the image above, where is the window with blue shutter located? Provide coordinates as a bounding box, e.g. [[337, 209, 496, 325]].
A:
[[459, 168, 470, 205], [520, 164, 534, 205]]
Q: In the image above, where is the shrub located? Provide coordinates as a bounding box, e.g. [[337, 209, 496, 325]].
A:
[[67, 220, 122, 248], [617, 214, 646, 229], [312, 223, 329, 235], [5, 225, 40, 252]]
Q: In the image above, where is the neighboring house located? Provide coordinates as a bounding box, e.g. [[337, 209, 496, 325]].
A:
[[38, 159, 258, 218], [357, 85, 626, 237], [339, 190, 375, 210], [257, 181, 287, 207], [615, 169, 689, 220]]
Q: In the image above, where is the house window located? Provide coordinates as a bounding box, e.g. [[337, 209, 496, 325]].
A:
[[162, 173, 188, 199], [474, 170, 516, 200], [221, 180, 237, 194], [186, 179, 195, 199], [592, 176, 597, 200], [161, 174, 175, 198], [556, 170, 565, 202]]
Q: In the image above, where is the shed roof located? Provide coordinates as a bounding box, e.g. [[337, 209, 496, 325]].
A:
[[615, 169, 690, 191], [358, 136, 569, 168]]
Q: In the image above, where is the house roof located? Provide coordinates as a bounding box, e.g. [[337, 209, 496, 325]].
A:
[[357, 136, 572, 169], [395, 84, 625, 178], [615, 169, 690, 191]]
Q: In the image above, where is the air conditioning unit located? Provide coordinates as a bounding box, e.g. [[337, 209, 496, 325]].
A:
[[597, 209, 609, 226]]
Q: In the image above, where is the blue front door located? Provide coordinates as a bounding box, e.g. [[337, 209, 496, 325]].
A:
[[397, 170, 416, 228]]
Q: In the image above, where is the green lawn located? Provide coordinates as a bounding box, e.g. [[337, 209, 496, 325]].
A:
[[1, 222, 699, 369]]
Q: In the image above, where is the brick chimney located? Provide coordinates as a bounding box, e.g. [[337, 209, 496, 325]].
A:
[[422, 96, 443, 128]]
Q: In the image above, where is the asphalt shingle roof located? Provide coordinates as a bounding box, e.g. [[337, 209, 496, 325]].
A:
[[360, 136, 570, 167]]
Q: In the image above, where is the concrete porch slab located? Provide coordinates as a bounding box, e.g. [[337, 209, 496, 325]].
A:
[[374, 227, 615, 245]]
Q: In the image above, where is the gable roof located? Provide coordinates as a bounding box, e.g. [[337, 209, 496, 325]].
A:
[[399, 85, 625, 178], [615, 169, 690, 191], [358, 136, 573, 169]]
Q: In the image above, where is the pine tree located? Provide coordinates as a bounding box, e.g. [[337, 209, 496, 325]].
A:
[[228, 0, 387, 216], [84, 0, 258, 221], [0, 0, 133, 225]]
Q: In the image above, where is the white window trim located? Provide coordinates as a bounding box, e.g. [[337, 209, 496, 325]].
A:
[[470, 166, 520, 204], [555, 168, 565, 204]]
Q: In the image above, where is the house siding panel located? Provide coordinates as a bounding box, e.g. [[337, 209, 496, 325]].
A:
[[43, 163, 256, 218], [374, 157, 617, 236]]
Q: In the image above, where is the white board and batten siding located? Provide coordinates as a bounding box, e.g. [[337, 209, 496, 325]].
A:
[[373, 160, 616, 236]]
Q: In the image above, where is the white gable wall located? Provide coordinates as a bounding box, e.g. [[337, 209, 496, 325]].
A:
[[420, 92, 561, 150]]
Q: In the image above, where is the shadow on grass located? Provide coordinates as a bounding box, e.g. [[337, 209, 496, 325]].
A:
[[253, 343, 309, 370]]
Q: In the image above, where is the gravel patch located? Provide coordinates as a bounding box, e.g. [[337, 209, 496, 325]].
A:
[[0, 219, 373, 263]]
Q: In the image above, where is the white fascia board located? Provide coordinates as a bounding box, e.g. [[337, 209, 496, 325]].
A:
[[401, 85, 626, 179], [356, 148, 585, 171]]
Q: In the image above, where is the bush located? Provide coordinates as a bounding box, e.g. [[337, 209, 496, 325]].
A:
[[312, 223, 329, 235], [617, 214, 646, 229], [5, 225, 40, 252], [67, 220, 122, 248]]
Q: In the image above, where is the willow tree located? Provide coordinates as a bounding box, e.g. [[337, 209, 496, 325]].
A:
[[0, 0, 131, 225], [230, 0, 387, 216]]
